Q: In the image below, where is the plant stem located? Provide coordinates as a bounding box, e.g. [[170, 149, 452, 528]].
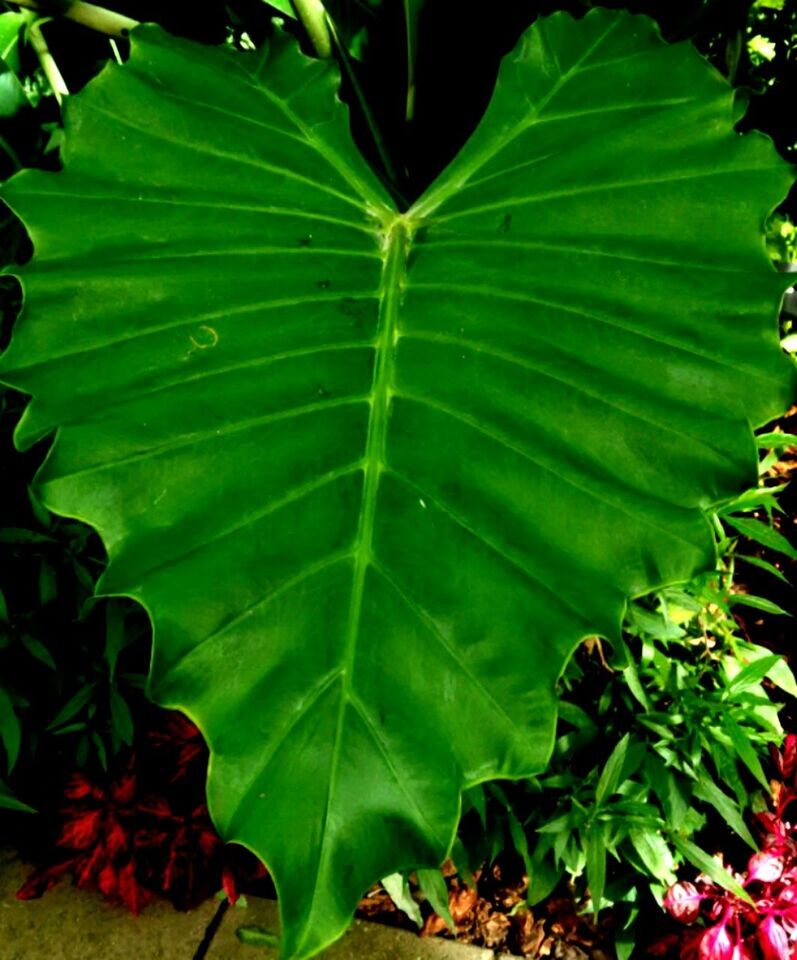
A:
[[0, 133, 23, 172], [291, 0, 332, 59], [330, 23, 404, 205], [11, 0, 137, 37], [28, 20, 68, 104]]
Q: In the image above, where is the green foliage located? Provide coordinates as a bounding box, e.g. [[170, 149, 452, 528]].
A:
[[0, 503, 146, 803], [0, 5, 794, 958], [767, 214, 797, 264], [0, 376, 147, 810], [438, 435, 794, 952]]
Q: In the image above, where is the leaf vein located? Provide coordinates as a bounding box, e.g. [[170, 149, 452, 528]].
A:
[[47, 396, 369, 481], [370, 559, 541, 760], [408, 282, 773, 380], [133, 462, 363, 587], [396, 391, 706, 552], [350, 692, 449, 849], [384, 466, 590, 623]]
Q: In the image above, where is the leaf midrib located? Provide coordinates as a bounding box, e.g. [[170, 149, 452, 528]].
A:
[[295, 216, 411, 951], [344, 219, 410, 670]]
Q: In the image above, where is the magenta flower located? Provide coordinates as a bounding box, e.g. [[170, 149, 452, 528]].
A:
[[665, 882, 705, 924]]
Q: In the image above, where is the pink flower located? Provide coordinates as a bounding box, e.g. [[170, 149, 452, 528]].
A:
[[730, 942, 753, 960], [759, 916, 790, 960], [748, 852, 785, 884], [665, 882, 704, 924], [698, 922, 735, 960]]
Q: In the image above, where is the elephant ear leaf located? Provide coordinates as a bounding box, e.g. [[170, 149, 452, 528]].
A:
[[0, 9, 793, 959]]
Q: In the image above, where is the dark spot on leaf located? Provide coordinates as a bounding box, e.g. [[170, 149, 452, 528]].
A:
[[340, 297, 378, 335], [316, 386, 330, 398], [298, 235, 313, 246], [498, 213, 512, 234], [440, 480, 463, 504], [316, 279, 331, 289]]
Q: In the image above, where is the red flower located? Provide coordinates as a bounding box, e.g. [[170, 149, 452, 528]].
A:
[[17, 710, 266, 915], [58, 808, 103, 849]]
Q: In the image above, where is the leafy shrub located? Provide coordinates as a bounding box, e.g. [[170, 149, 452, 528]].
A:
[[392, 432, 795, 956], [661, 734, 797, 960], [15, 710, 266, 912], [0, 388, 148, 813]]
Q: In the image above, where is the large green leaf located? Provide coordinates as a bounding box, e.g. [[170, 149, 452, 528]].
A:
[[0, 9, 793, 957]]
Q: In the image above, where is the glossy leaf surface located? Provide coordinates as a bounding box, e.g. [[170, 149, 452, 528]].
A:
[[0, 9, 794, 957]]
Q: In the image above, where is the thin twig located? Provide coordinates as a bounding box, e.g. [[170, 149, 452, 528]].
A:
[[11, 0, 138, 38], [28, 20, 68, 104]]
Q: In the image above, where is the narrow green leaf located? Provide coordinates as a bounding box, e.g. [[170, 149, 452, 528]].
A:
[[105, 603, 128, 679], [756, 431, 797, 448], [596, 734, 636, 805], [693, 773, 757, 849], [614, 907, 640, 960], [628, 828, 676, 884], [0, 778, 35, 813], [585, 822, 607, 917], [402, 0, 424, 121], [730, 594, 791, 617], [526, 851, 562, 907], [722, 485, 786, 515], [764, 657, 797, 699], [670, 836, 753, 904], [644, 756, 688, 825], [0, 686, 21, 772], [237, 925, 281, 948], [92, 731, 108, 771], [726, 654, 782, 694], [497, 788, 559, 909], [449, 838, 476, 890], [558, 700, 597, 733], [53, 722, 87, 736], [381, 873, 422, 927], [735, 554, 789, 583], [416, 869, 453, 931], [726, 518, 797, 561], [622, 661, 652, 712], [20, 633, 57, 670], [109, 688, 134, 746], [723, 715, 770, 791], [46, 685, 94, 731], [261, 0, 297, 18]]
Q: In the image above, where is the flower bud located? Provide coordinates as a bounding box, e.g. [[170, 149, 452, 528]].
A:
[[664, 882, 703, 924]]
